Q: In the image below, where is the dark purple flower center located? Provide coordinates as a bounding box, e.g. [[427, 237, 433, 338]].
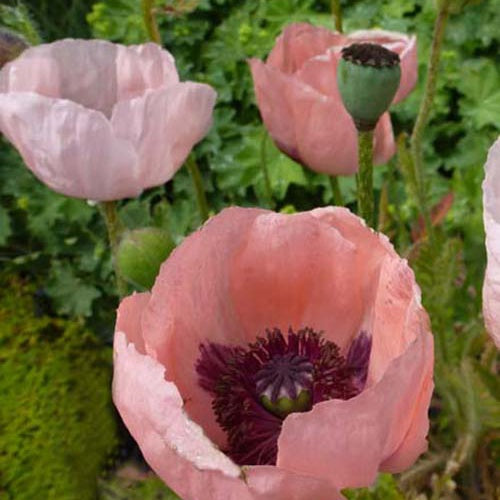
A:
[[196, 328, 371, 466]]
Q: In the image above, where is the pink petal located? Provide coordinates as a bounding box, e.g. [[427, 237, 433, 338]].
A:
[[294, 47, 341, 97], [228, 210, 363, 349], [347, 30, 418, 104], [482, 137, 500, 348], [116, 292, 151, 354], [0, 92, 140, 200], [115, 42, 179, 102], [111, 82, 216, 189], [114, 293, 342, 500], [0, 40, 179, 117], [273, 210, 433, 486], [277, 325, 433, 488], [142, 207, 268, 446], [249, 59, 300, 161], [381, 364, 433, 472], [245, 467, 344, 500], [267, 23, 346, 74]]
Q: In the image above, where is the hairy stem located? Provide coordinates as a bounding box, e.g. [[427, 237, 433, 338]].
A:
[[329, 176, 344, 206], [186, 155, 210, 223], [410, 1, 451, 240], [331, 0, 343, 32], [100, 201, 127, 298], [141, 0, 161, 44], [356, 130, 374, 226]]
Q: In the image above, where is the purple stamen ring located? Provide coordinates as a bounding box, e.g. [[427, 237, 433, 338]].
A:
[[196, 327, 371, 466]]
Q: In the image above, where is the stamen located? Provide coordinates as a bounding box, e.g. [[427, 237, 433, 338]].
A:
[[196, 328, 371, 466]]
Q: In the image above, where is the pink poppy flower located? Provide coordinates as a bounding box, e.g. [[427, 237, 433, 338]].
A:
[[249, 23, 418, 175], [0, 39, 216, 201], [482, 137, 500, 348], [113, 206, 433, 499]]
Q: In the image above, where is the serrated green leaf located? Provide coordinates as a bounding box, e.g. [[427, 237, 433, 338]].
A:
[[46, 263, 101, 317]]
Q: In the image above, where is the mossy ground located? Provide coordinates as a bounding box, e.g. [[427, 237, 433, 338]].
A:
[[0, 274, 118, 500]]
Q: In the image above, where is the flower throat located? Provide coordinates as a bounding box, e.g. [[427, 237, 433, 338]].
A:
[[196, 328, 371, 466]]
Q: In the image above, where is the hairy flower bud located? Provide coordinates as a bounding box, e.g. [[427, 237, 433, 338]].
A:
[[117, 228, 175, 289], [337, 43, 401, 131]]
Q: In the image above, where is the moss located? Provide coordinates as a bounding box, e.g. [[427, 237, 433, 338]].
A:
[[342, 474, 405, 499], [0, 275, 117, 500]]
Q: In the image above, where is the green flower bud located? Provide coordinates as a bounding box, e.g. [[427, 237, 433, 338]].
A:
[[117, 228, 175, 290], [260, 389, 312, 418], [337, 43, 401, 131], [0, 29, 29, 68]]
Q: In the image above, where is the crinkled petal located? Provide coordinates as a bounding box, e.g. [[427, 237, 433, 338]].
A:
[[228, 210, 363, 349], [111, 82, 216, 189], [0, 92, 140, 200], [347, 30, 418, 104], [267, 23, 346, 74], [310, 207, 430, 378], [142, 207, 268, 446], [482, 137, 500, 348], [114, 294, 342, 500], [115, 42, 179, 102], [277, 325, 433, 489], [0, 40, 179, 117], [368, 256, 426, 382]]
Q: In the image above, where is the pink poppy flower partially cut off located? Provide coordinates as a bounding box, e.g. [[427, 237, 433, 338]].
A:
[[482, 136, 500, 348], [249, 23, 417, 175], [113, 206, 434, 500], [0, 40, 216, 200]]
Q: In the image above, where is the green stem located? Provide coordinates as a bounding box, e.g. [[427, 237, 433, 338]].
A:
[[397, 133, 433, 239], [331, 0, 343, 32], [260, 131, 275, 209], [328, 176, 344, 206], [356, 130, 374, 226], [410, 1, 450, 241], [141, 0, 161, 44], [186, 155, 210, 223], [100, 201, 127, 298]]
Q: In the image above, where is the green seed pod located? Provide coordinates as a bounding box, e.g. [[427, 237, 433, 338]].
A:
[[337, 43, 401, 131], [117, 228, 175, 290], [0, 29, 29, 68]]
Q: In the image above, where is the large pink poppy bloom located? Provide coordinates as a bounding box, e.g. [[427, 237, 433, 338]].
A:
[[0, 39, 216, 201], [113, 206, 434, 500], [249, 23, 418, 175], [482, 137, 500, 348]]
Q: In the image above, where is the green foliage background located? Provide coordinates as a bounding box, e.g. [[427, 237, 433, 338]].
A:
[[0, 0, 499, 498]]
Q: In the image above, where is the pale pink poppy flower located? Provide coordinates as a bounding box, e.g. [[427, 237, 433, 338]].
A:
[[482, 137, 500, 348], [113, 206, 434, 499], [0, 39, 216, 200], [249, 23, 418, 175]]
